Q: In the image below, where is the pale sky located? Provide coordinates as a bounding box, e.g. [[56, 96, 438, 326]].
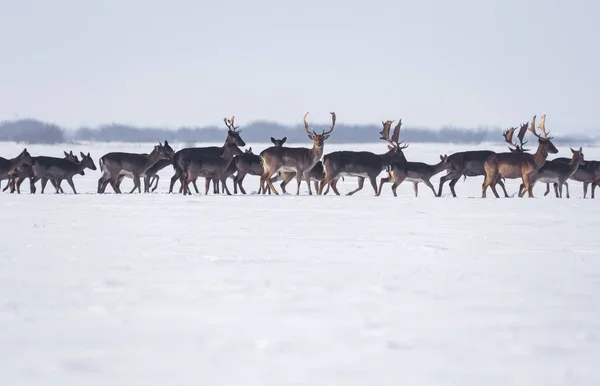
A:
[[1, 0, 598, 133]]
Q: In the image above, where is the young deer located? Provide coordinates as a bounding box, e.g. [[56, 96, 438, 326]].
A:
[[4, 151, 81, 194], [317, 119, 408, 195], [31, 152, 97, 194], [517, 147, 584, 198], [482, 114, 559, 198], [259, 112, 336, 195], [377, 155, 450, 197]]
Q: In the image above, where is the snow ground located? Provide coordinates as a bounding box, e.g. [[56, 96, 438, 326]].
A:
[[1, 141, 600, 386]]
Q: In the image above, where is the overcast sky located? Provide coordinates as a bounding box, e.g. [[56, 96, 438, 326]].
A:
[[1, 0, 598, 133]]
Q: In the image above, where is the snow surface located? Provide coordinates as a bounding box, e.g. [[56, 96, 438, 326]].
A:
[[1, 141, 600, 386]]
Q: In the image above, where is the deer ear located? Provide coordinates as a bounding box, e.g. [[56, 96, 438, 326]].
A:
[[580, 147, 583, 152], [281, 137, 287, 143], [164, 140, 169, 146], [80, 151, 85, 158], [64, 151, 69, 157], [87, 152, 90, 157], [270, 137, 276, 144], [571, 147, 575, 153]]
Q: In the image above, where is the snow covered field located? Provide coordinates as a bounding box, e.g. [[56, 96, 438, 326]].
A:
[[2, 141, 600, 385]]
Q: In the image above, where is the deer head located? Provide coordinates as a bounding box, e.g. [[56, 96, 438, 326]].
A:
[[224, 116, 246, 147], [528, 114, 558, 154], [303, 112, 336, 149], [271, 137, 287, 147], [18, 148, 33, 166], [79, 152, 97, 171], [570, 147, 585, 165]]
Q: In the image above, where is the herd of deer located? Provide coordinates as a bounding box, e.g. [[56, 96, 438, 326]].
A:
[[1, 113, 599, 198]]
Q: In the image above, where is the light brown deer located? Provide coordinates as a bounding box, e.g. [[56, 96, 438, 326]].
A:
[[259, 112, 336, 195], [482, 114, 559, 198]]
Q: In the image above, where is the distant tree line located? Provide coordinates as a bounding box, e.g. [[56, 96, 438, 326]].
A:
[[0, 118, 596, 146]]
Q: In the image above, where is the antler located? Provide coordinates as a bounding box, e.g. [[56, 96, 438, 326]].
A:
[[379, 120, 394, 141], [503, 127, 518, 149], [384, 119, 408, 150], [527, 115, 539, 138], [537, 113, 551, 139], [321, 112, 336, 135], [516, 122, 529, 150], [303, 112, 314, 137]]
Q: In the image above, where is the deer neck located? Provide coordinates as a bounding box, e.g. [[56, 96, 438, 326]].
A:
[[9, 154, 26, 170], [568, 155, 583, 172], [220, 145, 240, 164], [311, 144, 324, 163], [432, 160, 446, 175], [144, 151, 162, 172], [532, 144, 549, 169]]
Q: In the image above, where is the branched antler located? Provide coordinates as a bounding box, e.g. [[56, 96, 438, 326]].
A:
[[537, 113, 551, 139], [503, 127, 518, 150], [303, 112, 336, 138], [379, 120, 394, 141], [224, 115, 239, 132]]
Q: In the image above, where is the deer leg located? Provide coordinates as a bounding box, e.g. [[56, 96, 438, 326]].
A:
[[448, 177, 460, 197], [522, 174, 534, 198], [330, 178, 341, 195], [553, 183, 559, 198], [438, 172, 461, 197], [317, 173, 332, 195], [423, 178, 437, 197], [26, 177, 35, 194], [41, 178, 49, 194], [51, 179, 61, 194], [482, 173, 494, 198], [295, 170, 304, 195], [412, 182, 419, 197], [592, 182, 597, 199], [129, 176, 141, 194], [518, 183, 526, 197], [303, 171, 313, 195], [347, 177, 365, 196], [264, 172, 279, 195], [202, 178, 210, 195], [65, 177, 77, 194], [543, 183, 551, 196], [169, 170, 182, 194], [558, 181, 564, 198], [376, 175, 392, 196], [323, 177, 334, 195], [220, 176, 232, 196], [564, 182, 570, 198], [151, 175, 160, 192], [583, 182, 589, 198]]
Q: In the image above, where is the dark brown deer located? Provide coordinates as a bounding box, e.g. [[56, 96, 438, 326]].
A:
[[436, 125, 528, 197], [377, 155, 451, 197], [181, 117, 245, 195], [5, 151, 81, 194], [143, 159, 173, 193], [98, 141, 174, 193], [259, 112, 336, 195], [317, 119, 408, 195], [169, 117, 246, 194], [30, 152, 97, 194], [482, 114, 559, 198], [517, 148, 584, 198], [0, 149, 33, 191]]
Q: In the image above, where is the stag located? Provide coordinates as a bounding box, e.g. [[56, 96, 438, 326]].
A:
[[169, 116, 245, 194], [181, 117, 245, 195], [259, 112, 336, 195], [517, 147, 584, 198], [482, 114, 559, 198], [234, 138, 286, 195], [377, 155, 451, 197], [317, 119, 408, 195]]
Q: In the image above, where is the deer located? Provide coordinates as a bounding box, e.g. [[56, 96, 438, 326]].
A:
[[234, 138, 287, 195], [0, 149, 33, 192], [181, 117, 245, 195], [316, 119, 407, 196], [436, 124, 529, 198], [482, 114, 559, 198], [143, 158, 173, 193], [97, 141, 174, 194], [516, 147, 585, 198], [528, 156, 598, 198], [259, 112, 336, 195], [30, 152, 97, 194], [377, 155, 451, 197], [169, 116, 246, 194]]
